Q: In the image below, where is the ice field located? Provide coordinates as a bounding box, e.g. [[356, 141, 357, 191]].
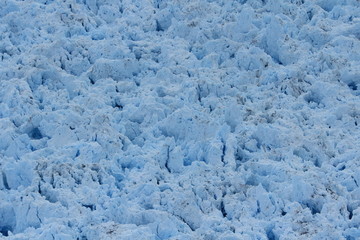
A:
[[1, 0, 360, 239]]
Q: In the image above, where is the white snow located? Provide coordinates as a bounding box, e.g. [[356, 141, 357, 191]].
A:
[[1, 0, 360, 239]]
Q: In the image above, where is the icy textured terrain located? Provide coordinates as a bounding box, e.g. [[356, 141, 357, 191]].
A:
[[1, 0, 360, 239]]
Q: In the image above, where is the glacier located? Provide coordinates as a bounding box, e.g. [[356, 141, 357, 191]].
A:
[[1, 0, 360, 239]]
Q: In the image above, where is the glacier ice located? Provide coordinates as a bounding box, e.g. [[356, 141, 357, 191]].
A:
[[1, 0, 360, 239]]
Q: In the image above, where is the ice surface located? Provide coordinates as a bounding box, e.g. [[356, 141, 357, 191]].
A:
[[1, 0, 360, 239]]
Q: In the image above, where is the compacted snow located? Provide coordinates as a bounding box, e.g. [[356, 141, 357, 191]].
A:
[[1, 0, 360, 239]]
